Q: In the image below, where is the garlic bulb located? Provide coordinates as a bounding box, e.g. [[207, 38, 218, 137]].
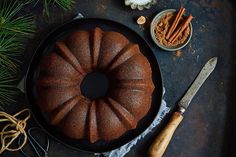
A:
[[125, 0, 156, 10]]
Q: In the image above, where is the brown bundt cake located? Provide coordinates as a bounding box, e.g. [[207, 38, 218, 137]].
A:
[[36, 27, 155, 143]]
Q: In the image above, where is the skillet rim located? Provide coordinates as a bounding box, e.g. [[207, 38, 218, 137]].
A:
[[25, 17, 163, 153]]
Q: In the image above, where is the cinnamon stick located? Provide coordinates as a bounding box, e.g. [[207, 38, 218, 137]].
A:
[[169, 14, 193, 43], [166, 7, 186, 40]]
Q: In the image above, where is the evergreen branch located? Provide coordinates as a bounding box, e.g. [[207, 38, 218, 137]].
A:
[[37, 0, 75, 17], [43, 0, 74, 17], [17, 0, 75, 17], [0, 67, 18, 107], [0, 0, 35, 71], [43, 0, 51, 17], [0, 33, 22, 71], [53, 0, 74, 10], [0, 1, 35, 37]]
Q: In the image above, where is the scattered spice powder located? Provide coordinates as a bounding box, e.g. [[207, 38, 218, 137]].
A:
[[175, 50, 182, 57], [154, 12, 191, 47]]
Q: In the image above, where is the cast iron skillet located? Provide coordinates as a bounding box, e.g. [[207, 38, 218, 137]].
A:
[[25, 18, 163, 153]]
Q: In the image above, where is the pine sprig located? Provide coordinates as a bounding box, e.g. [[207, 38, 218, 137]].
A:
[[0, 67, 17, 108], [53, 0, 74, 10], [0, 33, 22, 70], [41, 0, 75, 17], [18, 0, 75, 17], [0, 0, 35, 108], [0, 1, 35, 37], [0, 0, 35, 71]]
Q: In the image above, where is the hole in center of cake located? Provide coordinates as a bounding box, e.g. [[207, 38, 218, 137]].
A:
[[80, 72, 109, 99]]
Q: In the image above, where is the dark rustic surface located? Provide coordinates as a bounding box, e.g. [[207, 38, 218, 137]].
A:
[[2, 0, 236, 157]]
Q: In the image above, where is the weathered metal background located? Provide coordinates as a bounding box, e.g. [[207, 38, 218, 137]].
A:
[[2, 0, 236, 157]]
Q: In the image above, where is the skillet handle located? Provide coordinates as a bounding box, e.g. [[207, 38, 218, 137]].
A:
[[148, 112, 183, 157]]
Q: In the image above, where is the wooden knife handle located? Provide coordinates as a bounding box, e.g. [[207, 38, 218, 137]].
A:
[[148, 112, 184, 157]]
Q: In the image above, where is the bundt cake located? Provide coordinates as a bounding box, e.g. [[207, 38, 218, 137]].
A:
[[36, 27, 155, 143]]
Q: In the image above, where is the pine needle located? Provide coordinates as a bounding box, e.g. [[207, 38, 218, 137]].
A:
[[0, 67, 18, 108], [17, 0, 75, 17], [53, 0, 74, 10], [43, 0, 74, 17], [38, 0, 75, 17], [0, 0, 35, 71], [0, 1, 35, 37], [0, 33, 22, 70], [0, 0, 35, 108]]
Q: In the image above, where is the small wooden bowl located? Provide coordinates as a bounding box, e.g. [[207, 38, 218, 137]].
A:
[[150, 9, 193, 51]]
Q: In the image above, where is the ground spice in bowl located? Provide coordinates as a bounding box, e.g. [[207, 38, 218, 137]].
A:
[[155, 12, 191, 47], [150, 7, 193, 51]]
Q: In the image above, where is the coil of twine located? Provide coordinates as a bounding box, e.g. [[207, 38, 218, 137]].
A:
[[0, 108, 31, 154]]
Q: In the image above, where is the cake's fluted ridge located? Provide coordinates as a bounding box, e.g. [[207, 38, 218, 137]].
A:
[[107, 98, 137, 129], [106, 43, 138, 72], [111, 79, 154, 93], [56, 42, 86, 75], [51, 95, 81, 125], [87, 101, 99, 143], [37, 77, 79, 87], [90, 28, 103, 69]]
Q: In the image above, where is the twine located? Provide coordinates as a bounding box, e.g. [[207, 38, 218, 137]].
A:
[[0, 108, 31, 154]]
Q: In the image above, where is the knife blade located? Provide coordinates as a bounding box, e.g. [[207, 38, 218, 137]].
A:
[[178, 57, 217, 113], [148, 57, 217, 157]]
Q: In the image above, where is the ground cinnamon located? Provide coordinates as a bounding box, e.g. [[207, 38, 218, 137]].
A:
[[154, 12, 191, 47]]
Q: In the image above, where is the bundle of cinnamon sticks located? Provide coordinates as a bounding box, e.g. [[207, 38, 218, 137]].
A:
[[166, 7, 193, 43]]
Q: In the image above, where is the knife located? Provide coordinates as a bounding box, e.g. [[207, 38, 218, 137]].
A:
[[148, 57, 217, 157]]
